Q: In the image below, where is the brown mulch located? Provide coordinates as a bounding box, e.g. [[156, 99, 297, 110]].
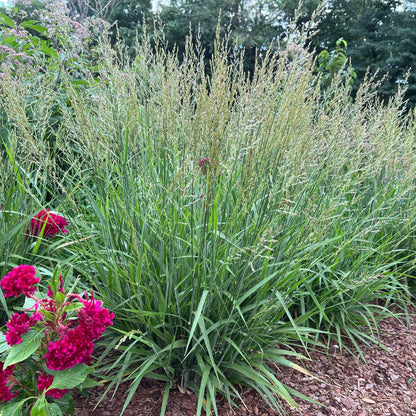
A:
[[74, 305, 416, 416]]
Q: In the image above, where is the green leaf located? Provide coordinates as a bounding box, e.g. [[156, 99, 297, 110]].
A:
[[40, 310, 55, 321], [57, 395, 73, 416], [0, 13, 15, 28], [78, 377, 102, 389], [39, 44, 58, 59], [70, 80, 90, 87], [196, 363, 210, 416], [0, 333, 11, 354], [55, 292, 65, 304], [62, 302, 83, 314], [45, 402, 62, 416], [19, 22, 48, 35], [0, 398, 30, 416], [50, 267, 62, 298], [184, 289, 208, 355], [49, 364, 93, 390], [160, 382, 170, 416], [3, 329, 44, 369], [22, 293, 40, 311], [30, 394, 46, 416], [1, 402, 24, 416]]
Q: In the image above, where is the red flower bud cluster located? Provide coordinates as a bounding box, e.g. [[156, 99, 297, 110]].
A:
[[199, 158, 221, 177], [199, 158, 211, 176], [0, 363, 17, 403], [199, 157, 211, 167], [0, 266, 114, 402], [28, 209, 69, 237], [45, 294, 114, 371], [5, 312, 42, 346], [36, 374, 68, 399], [0, 265, 39, 298]]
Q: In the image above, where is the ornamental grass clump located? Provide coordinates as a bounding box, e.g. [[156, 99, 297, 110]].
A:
[[44, 24, 416, 415], [0, 265, 114, 415]]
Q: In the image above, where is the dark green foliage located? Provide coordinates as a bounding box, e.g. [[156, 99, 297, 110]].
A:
[[158, 0, 230, 68], [278, 0, 416, 107], [380, 9, 416, 107], [107, 0, 153, 51], [154, 0, 283, 73], [9, 0, 415, 106]]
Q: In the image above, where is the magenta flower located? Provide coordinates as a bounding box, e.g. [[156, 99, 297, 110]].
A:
[[36, 374, 68, 399], [0, 363, 17, 403], [5, 312, 42, 346], [45, 326, 95, 371], [0, 265, 39, 298], [77, 293, 115, 340], [28, 210, 68, 237], [199, 158, 211, 176], [199, 158, 211, 167], [0, 263, 115, 412], [199, 158, 221, 176], [45, 294, 114, 371]]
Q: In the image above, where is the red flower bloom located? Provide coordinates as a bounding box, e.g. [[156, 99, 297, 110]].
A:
[[45, 293, 114, 371], [5, 312, 42, 346], [0, 265, 39, 298], [0, 363, 17, 403], [199, 158, 211, 167], [199, 158, 210, 176], [77, 293, 115, 340], [199, 158, 221, 176], [45, 326, 95, 371], [29, 210, 68, 237], [36, 374, 68, 399]]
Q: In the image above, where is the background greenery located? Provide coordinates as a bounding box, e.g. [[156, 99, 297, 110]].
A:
[[6, 0, 416, 107]]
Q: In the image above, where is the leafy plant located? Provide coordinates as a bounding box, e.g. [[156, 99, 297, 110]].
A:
[[0, 265, 114, 416], [317, 37, 357, 89]]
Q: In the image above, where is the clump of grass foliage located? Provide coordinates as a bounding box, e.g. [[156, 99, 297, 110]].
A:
[[1, 7, 416, 416]]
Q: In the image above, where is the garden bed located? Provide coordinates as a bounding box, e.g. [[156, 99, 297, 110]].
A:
[[74, 305, 416, 416]]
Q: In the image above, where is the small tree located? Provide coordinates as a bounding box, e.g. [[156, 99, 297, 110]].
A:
[[317, 37, 356, 89]]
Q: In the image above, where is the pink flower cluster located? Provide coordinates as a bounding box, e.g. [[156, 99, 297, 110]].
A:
[[199, 158, 211, 167], [28, 209, 69, 237], [45, 326, 95, 371], [36, 374, 68, 399], [0, 265, 39, 298], [0, 363, 17, 403], [45, 293, 114, 371], [77, 294, 115, 339], [0, 265, 114, 401], [5, 312, 42, 346]]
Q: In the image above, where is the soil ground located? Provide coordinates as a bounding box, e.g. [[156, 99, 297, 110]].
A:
[[74, 305, 416, 416]]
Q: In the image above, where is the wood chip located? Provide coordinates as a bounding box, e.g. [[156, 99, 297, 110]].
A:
[[362, 397, 376, 404]]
